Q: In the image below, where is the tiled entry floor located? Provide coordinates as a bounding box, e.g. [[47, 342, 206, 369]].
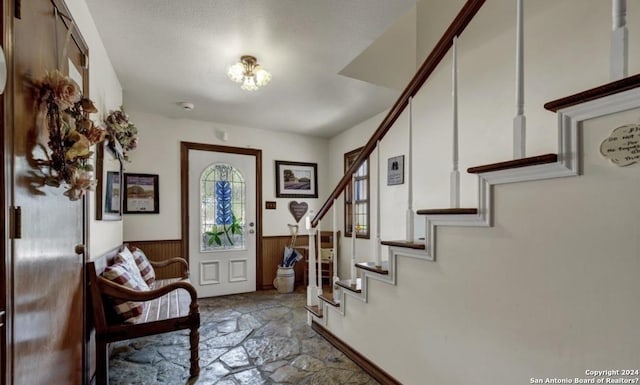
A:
[[108, 288, 380, 385]]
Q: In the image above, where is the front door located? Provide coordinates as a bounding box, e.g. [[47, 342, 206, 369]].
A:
[[9, 1, 88, 384], [186, 145, 260, 297]]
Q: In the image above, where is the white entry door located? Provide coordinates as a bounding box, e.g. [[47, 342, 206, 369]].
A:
[[188, 149, 257, 297]]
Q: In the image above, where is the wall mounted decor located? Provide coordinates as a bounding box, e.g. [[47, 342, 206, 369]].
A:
[[95, 141, 123, 220], [288, 201, 309, 223], [387, 155, 404, 185], [32, 70, 105, 200], [105, 108, 138, 161], [275, 161, 318, 198], [600, 123, 640, 166], [123, 173, 159, 214]]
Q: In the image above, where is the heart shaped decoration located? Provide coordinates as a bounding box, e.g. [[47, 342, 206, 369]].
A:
[[288, 201, 308, 223]]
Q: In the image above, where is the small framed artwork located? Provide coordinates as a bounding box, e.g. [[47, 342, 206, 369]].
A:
[[105, 171, 122, 214], [95, 141, 123, 221], [387, 155, 404, 185], [123, 173, 160, 214], [275, 161, 318, 198]]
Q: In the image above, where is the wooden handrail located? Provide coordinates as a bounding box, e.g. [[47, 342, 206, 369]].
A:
[[311, 0, 487, 227]]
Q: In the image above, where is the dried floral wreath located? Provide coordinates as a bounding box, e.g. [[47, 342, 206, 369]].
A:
[[33, 70, 105, 200], [105, 108, 138, 161]]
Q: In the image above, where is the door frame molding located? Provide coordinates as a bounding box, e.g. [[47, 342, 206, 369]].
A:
[[180, 142, 264, 288]]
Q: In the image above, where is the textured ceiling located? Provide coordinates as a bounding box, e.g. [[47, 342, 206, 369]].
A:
[[85, 0, 417, 138]]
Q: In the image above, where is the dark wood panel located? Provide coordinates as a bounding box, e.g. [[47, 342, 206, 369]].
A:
[[126, 240, 183, 279], [380, 240, 426, 250], [417, 208, 478, 215], [544, 73, 640, 112], [356, 261, 389, 275], [467, 153, 558, 174], [312, 321, 402, 385]]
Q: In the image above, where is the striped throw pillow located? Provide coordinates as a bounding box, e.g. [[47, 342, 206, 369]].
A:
[[114, 246, 150, 291], [131, 247, 156, 286], [102, 261, 148, 323]]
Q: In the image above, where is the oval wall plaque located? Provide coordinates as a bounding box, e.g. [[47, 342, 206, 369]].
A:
[[600, 123, 640, 166]]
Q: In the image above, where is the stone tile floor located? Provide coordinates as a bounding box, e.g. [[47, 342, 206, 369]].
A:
[[108, 288, 380, 385]]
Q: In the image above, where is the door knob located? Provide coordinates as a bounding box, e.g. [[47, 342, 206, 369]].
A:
[[249, 229, 255, 234], [249, 222, 254, 227], [75, 244, 86, 254]]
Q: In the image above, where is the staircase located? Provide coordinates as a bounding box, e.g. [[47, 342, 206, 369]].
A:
[[303, 1, 640, 384]]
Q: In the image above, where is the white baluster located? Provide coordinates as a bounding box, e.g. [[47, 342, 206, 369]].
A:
[[332, 199, 339, 301], [451, 36, 461, 208], [351, 173, 357, 281], [610, 0, 628, 80], [406, 97, 414, 242], [305, 211, 317, 313], [513, 0, 526, 159], [317, 222, 323, 297], [375, 141, 382, 267]]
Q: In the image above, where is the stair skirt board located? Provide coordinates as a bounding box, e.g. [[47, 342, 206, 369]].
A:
[[312, 321, 402, 385]]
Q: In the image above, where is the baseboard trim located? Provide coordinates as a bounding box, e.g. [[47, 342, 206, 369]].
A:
[[311, 321, 402, 385]]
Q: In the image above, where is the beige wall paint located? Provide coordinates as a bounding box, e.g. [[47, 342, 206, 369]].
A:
[[327, 0, 640, 383], [122, 111, 330, 241], [64, 0, 124, 259], [340, 6, 417, 90]]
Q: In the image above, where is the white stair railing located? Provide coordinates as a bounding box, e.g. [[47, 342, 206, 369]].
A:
[[610, 0, 628, 80], [513, 0, 526, 159], [451, 36, 461, 208]]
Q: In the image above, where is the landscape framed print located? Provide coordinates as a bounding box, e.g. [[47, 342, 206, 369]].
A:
[[123, 173, 160, 214], [275, 161, 318, 198]]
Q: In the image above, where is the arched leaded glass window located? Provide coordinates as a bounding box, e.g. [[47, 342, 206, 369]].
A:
[[200, 164, 246, 251]]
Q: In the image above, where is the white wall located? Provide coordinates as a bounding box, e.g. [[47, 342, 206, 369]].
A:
[[64, 0, 124, 259], [326, 0, 640, 383], [122, 110, 330, 241]]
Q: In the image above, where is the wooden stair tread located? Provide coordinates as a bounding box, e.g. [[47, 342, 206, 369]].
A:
[[417, 208, 478, 215], [380, 240, 426, 250], [304, 305, 323, 318], [544, 73, 640, 112], [355, 261, 389, 275], [335, 279, 362, 293], [318, 294, 340, 307], [467, 153, 558, 174]]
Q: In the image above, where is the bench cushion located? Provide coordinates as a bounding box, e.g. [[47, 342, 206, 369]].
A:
[[139, 278, 194, 323]]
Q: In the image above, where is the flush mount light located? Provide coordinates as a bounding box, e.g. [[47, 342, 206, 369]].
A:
[[227, 55, 271, 91]]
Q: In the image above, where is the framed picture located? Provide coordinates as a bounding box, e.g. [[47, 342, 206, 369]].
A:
[[105, 171, 122, 214], [95, 141, 123, 221], [387, 155, 404, 185], [123, 173, 159, 214], [275, 161, 318, 198]]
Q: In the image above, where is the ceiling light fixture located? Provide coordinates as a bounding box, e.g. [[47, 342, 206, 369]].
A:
[[227, 55, 271, 91]]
